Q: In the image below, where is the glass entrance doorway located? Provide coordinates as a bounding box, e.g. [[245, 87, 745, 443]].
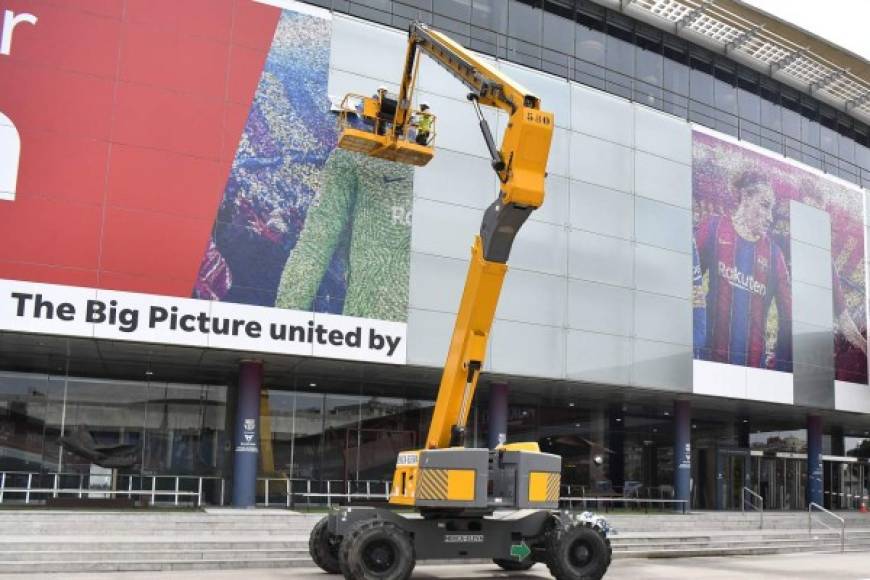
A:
[[751, 453, 806, 511], [715, 449, 806, 510], [824, 458, 869, 510]]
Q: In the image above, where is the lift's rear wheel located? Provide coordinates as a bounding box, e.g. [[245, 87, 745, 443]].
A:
[[309, 516, 342, 574], [545, 522, 611, 580], [493, 558, 535, 571], [339, 520, 415, 580]]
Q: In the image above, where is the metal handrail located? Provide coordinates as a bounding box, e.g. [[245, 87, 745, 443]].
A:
[[742, 487, 764, 529], [560, 496, 690, 514], [808, 502, 845, 553]]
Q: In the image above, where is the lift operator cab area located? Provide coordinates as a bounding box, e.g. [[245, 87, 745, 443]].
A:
[[309, 22, 613, 580]]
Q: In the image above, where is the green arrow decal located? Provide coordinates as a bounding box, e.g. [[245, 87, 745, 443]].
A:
[[510, 542, 531, 561]]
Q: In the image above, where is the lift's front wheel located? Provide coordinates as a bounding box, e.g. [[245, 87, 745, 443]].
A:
[[493, 558, 535, 571], [545, 523, 611, 580], [339, 520, 415, 580], [309, 516, 342, 574]]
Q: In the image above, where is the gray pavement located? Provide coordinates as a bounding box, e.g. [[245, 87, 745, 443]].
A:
[[2, 553, 870, 580]]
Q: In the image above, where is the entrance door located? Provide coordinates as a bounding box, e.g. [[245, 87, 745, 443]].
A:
[[716, 449, 750, 510], [825, 459, 869, 510], [754, 455, 805, 510]]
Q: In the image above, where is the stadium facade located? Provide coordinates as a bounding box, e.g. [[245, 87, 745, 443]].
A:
[[1, 0, 870, 511]]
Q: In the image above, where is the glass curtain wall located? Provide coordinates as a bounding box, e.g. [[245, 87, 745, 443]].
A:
[[303, 0, 870, 189], [261, 389, 436, 484], [0, 371, 228, 501]]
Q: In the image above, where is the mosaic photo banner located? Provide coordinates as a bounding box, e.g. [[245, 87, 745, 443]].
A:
[[193, 7, 414, 326], [693, 129, 867, 384]]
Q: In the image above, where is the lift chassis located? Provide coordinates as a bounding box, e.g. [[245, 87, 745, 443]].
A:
[[315, 506, 612, 580]]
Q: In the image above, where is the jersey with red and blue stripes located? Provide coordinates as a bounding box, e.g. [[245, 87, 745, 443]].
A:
[[695, 215, 792, 371]]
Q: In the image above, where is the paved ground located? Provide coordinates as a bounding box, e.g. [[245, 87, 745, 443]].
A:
[[2, 553, 870, 580]]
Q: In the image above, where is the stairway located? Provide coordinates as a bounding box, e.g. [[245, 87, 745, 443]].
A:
[[0, 510, 868, 573]]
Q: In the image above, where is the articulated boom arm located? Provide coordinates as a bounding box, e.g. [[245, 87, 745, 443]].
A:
[[394, 24, 554, 450]]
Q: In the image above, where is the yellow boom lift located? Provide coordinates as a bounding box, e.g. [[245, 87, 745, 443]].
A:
[[309, 22, 612, 580]]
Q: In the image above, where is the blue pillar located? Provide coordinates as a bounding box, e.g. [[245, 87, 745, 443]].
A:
[[673, 400, 691, 511], [807, 415, 823, 507], [487, 383, 508, 449], [232, 360, 263, 508], [714, 448, 724, 510], [608, 405, 625, 492]]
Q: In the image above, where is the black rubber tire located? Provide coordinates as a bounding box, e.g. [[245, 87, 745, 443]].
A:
[[309, 516, 342, 574], [493, 558, 536, 571], [339, 520, 415, 580], [545, 522, 612, 580]]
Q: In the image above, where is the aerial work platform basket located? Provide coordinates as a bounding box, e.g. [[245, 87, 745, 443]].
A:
[[336, 94, 435, 167]]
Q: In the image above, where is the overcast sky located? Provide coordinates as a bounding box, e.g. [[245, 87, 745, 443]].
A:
[[742, 0, 870, 60]]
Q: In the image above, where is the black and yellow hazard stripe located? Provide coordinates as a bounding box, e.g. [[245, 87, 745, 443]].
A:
[[529, 471, 561, 503], [545, 472, 560, 502], [417, 468, 449, 500]]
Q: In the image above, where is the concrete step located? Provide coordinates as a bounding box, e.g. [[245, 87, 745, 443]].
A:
[[1, 509, 868, 573], [0, 558, 313, 573], [612, 543, 833, 559], [0, 548, 306, 562], [0, 539, 310, 551]]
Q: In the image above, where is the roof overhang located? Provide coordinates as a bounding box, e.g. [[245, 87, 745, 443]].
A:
[[593, 0, 870, 125]]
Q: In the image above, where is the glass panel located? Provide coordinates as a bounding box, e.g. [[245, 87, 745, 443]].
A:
[[838, 125, 856, 164], [508, 0, 541, 44], [542, 2, 573, 55], [349, 1, 391, 25], [689, 54, 714, 106], [605, 24, 634, 99], [321, 394, 361, 481], [636, 34, 663, 109], [663, 45, 689, 118], [574, 11, 605, 88], [737, 87, 760, 124], [288, 392, 325, 481], [470, 0, 507, 56], [472, 0, 506, 32], [432, 0, 471, 43], [575, 20, 604, 64], [352, 395, 433, 481], [782, 94, 801, 140], [432, 14, 470, 44], [433, 0, 470, 20], [759, 82, 781, 131], [713, 66, 737, 114], [0, 373, 59, 473]]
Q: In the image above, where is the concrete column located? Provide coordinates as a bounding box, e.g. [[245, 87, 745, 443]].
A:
[[232, 360, 263, 508], [807, 414, 823, 507], [673, 400, 691, 510], [487, 383, 509, 449], [608, 405, 624, 493], [714, 448, 724, 510]]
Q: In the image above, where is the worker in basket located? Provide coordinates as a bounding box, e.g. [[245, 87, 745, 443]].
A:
[[414, 102, 434, 145]]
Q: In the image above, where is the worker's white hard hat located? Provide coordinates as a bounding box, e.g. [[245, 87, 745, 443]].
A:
[[377, 85, 388, 92]]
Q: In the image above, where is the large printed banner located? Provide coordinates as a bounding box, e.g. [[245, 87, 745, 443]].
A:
[[0, 280, 405, 363], [693, 129, 867, 384], [193, 7, 413, 322], [0, 1, 410, 364]]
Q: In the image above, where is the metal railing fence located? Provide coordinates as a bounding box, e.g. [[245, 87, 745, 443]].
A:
[[742, 486, 764, 529], [808, 502, 846, 553]]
